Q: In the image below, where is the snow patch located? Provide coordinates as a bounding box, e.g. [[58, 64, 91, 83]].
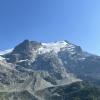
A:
[[0, 56, 5, 61], [0, 49, 13, 55], [17, 59, 28, 62], [38, 41, 68, 54]]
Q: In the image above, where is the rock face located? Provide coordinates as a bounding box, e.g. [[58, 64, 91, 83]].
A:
[[13, 40, 41, 54], [0, 40, 100, 100], [4, 40, 42, 63], [35, 81, 100, 100]]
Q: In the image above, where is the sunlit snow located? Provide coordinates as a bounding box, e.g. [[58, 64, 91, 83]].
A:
[[0, 49, 13, 55], [38, 41, 68, 54]]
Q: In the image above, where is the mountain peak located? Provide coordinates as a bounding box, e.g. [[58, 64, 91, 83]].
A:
[[12, 40, 41, 54]]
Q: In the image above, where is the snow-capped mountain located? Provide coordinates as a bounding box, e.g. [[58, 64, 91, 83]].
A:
[[0, 40, 100, 100]]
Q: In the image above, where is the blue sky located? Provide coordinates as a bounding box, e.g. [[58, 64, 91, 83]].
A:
[[0, 0, 100, 55]]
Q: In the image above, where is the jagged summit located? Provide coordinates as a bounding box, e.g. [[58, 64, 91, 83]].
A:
[[0, 40, 74, 56], [4, 40, 76, 57], [0, 40, 82, 63], [12, 40, 41, 54]]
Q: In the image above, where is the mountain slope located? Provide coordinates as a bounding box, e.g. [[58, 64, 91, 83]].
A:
[[0, 40, 100, 99], [35, 81, 100, 100]]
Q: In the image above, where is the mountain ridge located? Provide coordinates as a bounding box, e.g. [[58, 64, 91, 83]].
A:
[[0, 40, 100, 100]]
